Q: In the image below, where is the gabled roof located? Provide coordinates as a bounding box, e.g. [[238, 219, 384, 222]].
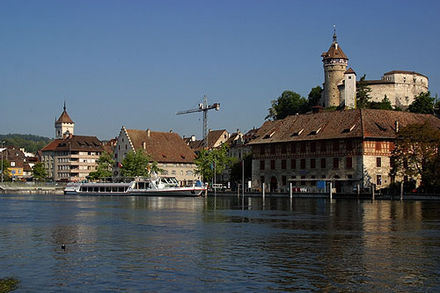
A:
[[188, 129, 229, 151], [41, 135, 103, 152], [248, 109, 440, 145], [125, 129, 196, 163], [384, 70, 428, 79]]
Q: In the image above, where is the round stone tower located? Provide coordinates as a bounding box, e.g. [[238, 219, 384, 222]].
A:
[[321, 30, 348, 107]]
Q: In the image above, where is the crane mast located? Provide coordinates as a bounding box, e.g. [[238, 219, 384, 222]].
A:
[[176, 95, 220, 149]]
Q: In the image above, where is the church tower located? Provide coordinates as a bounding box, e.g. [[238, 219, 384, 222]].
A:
[[55, 102, 75, 139], [321, 29, 348, 107]]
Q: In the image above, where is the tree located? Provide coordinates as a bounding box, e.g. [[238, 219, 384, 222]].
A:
[[88, 152, 115, 180], [194, 144, 233, 182], [408, 91, 435, 114], [32, 162, 47, 181], [356, 74, 372, 109], [307, 86, 323, 109], [0, 159, 11, 181], [266, 90, 308, 120], [120, 150, 160, 178], [230, 153, 252, 183], [370, 95, 393, 110], [391, 122, 440, 192]]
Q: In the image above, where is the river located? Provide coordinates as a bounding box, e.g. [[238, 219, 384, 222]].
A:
[[1, 194, 439, 292]]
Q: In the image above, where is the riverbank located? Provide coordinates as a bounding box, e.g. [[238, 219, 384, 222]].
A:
[[207, 191, 440, 201], [0, 182, 65, 195]]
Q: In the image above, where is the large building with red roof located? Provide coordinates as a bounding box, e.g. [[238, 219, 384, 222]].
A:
[[248, 109, 440, 193], [41, 105, 104, 181], [113, 126, 200, 186]]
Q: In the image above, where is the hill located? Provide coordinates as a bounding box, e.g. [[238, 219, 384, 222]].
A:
[[0, 134, 52, 153]]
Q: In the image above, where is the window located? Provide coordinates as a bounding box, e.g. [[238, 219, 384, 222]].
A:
[[376, 142, 381, 151], [301, 176, 306, 186], [377, 175, 382, 186], [281, 144, 287, 154], [346, 140, 353, 151], [291, 159, 296, 169], [260, 160, 265, 170], [333, 141, 339, 152], [300, 159, 306, 169], [310, 142, 316, 153], [291, 143, 296, 153], [346, 157, 352, 169], [260, 145, 265, 155], [270, 145, 275, 154], [310, 159, 316, 169], [333, 158, 339, 169], [377, 157, 382, 167], [321, 158, 326, 168], [300, 143, 306, 152], [320, 142, 326, 152], [270, 160, 275, 170], [281, 160, 286, 169]]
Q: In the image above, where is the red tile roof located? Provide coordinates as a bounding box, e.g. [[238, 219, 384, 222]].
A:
[[188, 129, 229, 151], [41, 135, 103, 152], [321, 42, 348, 60], [56, 110, 74, 123], [125, 129, 196, 163], [249, 109, 440, 145]]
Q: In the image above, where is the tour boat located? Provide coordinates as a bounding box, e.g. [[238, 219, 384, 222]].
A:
[[64, 176, 206, 197]]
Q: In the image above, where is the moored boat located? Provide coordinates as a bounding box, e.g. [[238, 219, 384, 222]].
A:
[[64, 177, 206, 197]]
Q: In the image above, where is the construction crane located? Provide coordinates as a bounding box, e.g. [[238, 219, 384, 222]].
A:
[[176, 95, 220, 149]]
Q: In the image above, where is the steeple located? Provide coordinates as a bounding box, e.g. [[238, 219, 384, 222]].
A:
[[333, 25, 337, 43], [55, 103, 75, 139]]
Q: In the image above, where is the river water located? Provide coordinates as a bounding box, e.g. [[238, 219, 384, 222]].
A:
[[0, 194, 439, 292]]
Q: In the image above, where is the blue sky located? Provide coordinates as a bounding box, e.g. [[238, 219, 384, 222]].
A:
[[1, 0, 439, 140]]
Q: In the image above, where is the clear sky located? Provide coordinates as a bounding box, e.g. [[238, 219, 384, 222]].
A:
[[1, 0, 439, 140]]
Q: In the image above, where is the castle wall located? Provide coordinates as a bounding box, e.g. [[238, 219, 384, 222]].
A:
[[368, 72, 429, 108]]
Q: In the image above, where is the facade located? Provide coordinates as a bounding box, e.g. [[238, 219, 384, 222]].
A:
[[0, 146, 32, 180], [41, 106, 103, 181], [41, 135, 103, 181], [248, 109, 440, 193], [113, 127, 200, 186], [320, 32, 429, 109]]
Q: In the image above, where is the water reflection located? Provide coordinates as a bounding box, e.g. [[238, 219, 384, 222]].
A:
[[0, 194, 439, 291]]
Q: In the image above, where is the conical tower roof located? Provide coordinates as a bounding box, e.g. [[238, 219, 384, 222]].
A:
[[321, 29, 348, 60], [56, 103, 74, 123]]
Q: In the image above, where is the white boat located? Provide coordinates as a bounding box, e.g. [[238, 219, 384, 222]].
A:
[[64, 177, 206, 197]]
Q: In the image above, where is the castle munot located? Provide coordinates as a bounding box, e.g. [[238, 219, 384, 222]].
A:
[[320, 31, 429, 109]]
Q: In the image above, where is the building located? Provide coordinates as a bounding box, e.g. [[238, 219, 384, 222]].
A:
[[0, 146, 32, 180], [186, 129, 230, 152], [41, 105, 103, 181], [320, 31, 429, 109], [113, 127, 200, 186], [248, 109, 440, 193], [41, 135, 103, 181]]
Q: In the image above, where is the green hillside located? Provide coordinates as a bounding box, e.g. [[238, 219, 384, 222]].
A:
[[0, 134, 52, 153]]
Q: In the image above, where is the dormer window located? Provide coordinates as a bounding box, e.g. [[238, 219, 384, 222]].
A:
[[292, 129, 304, 136], [309, 127, 322, 135], [264, 131, 275, 139]]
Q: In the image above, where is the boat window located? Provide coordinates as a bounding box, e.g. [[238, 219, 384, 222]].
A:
[[94, 187, 99, 192]]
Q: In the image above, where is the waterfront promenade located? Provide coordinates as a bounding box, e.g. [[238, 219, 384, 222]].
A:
[[1, 193, 439, 291]]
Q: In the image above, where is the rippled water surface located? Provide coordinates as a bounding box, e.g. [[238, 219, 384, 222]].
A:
[[1, 194, 440, 292]]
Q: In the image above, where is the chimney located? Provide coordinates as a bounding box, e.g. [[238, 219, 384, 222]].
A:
[[169, 130, 173, 133], [191, 135, 196, 142], [146, 129, 151, 137], [395, 121, 399, 133], [142, 141, 146, 150]]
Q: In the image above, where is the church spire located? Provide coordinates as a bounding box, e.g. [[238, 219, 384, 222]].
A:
[[333, 25, 337, 43], [63, 100, 66, 112]]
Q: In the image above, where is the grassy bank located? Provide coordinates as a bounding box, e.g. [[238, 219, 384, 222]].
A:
[[0, 278, 19, 293]]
